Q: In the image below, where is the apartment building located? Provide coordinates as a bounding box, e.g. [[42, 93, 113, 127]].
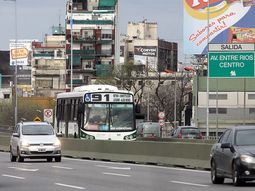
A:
[[65, 0, 118, 89], [31, 26, 66, 97], [122, 21, 178, 74]]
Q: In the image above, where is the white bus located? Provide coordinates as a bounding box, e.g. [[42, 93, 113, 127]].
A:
[[55, 85, 136, 140]]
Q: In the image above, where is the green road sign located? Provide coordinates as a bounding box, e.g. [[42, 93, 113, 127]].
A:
[[209, 52, 255, 78]]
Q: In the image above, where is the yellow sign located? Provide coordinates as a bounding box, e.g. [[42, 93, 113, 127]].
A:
[[11, 48, 29, 59], [34, 116, 41, 122]]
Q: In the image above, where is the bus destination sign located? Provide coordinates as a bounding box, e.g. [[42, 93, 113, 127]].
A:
[[84, 93, 133, 103]]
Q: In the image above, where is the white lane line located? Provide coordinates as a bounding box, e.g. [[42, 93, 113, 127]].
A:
[[170, 180, 209, 187], [96, 165, 131, 170], [8, 167, 38, 172], [52, 165, 73, 170], [55, 183, 86, 190], [64, 157, 209, 174], [102, 172, 131, 177], [2, 174, 25, 180]]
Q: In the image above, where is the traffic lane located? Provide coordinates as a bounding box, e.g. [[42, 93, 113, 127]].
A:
[[1, 152, 255, 191]]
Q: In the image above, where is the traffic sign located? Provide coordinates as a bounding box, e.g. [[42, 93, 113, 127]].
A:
[[158, 112, 165, 119], [34, 116, 41, 122], [208, 43, 255, 78], [209, 52, 255, 78], [159, 119, 165, 126], [44, 109, 53, 123]]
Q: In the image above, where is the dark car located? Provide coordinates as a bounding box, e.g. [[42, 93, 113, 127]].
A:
[[210, 126, 255, 186], [171, 126, 202, 139]]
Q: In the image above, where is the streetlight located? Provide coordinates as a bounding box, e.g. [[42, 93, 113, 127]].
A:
[[70, 0, 73, 92], [165, 69, 177, 127], [4, 0, 18, 125]]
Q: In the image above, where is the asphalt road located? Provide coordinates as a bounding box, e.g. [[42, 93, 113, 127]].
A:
[[0, 152, 255, 191]]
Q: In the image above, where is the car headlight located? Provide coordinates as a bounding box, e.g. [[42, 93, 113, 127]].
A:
[[54, 139, 61, 147], [240, 155, 255, 163], [21, 140, 29, 147]]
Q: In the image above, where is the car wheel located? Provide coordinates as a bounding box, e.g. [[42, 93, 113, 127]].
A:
[[55, 156, 61, 162], [232, 163, 244, 186], [211, 160, 224, 184], [47, 157, 53, 162], [10, 147, 17, 162], [17, 148, 24, 163]]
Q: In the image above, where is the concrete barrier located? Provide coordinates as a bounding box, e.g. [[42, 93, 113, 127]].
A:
[[0, 135, 213, 169]]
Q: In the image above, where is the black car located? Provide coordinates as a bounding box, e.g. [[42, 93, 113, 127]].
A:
[[210, 126, 255, 186]]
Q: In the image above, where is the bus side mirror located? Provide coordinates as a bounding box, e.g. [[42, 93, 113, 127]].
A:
[[78, 103, 84, 114]]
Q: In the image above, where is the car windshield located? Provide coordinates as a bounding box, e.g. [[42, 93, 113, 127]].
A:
[[235, 129, 255, 146], [181, 128, 199, 135], [22, 125, 54, 135]]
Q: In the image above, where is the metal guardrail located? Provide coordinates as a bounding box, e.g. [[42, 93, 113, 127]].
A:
[[0, 135, 213, 169]]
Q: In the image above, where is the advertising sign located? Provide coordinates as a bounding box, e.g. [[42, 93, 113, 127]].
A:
[[183, 0, 255, 54], [134, 46, 158, 71], [9, 39, 36, 66]]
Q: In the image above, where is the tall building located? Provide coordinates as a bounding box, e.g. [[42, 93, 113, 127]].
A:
[[65, 0, 118, 89], [122, 20, 177, 74], [31, 26, 66, 97]]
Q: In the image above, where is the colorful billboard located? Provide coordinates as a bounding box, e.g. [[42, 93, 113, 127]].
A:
[[183, 0, 255, 54]]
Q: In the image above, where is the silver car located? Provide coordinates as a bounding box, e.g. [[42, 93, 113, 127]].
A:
[[10, 121, 62, 162]]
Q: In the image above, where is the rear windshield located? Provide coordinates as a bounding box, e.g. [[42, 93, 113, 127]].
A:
[[181, 128, 200, 135], [22, 125, 54, 135]]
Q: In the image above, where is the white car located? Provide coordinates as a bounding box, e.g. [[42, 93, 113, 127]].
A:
[[10, 121, 62, 162]]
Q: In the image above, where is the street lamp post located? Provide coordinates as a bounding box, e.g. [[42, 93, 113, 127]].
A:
[[70, 0, 73, 92], [4, 0, 18, 125]]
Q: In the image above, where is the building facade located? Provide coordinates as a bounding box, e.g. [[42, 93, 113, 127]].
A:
[[193, 77, 255, 136], [121, 21, 178, 74], [65, 0, 118, 89], [31, 26, 66, 97]]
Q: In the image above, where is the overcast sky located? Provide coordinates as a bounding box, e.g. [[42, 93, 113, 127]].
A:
[[0, 0, 183, 60]]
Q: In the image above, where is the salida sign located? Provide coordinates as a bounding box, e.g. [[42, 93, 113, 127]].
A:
[[209, 44, 255, 78]]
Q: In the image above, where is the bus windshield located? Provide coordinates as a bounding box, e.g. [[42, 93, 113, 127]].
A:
[[84, 103, 134, 132]]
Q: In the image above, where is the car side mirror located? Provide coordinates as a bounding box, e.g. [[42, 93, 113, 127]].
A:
[[56, 133, 63, 137], [221, 143, 235, 152], [12, 133, 20, 137], [221, 143, 231, 149]]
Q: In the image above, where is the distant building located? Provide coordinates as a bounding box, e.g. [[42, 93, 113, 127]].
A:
[[65, 0, 118, 89], [121, 21, 178, 74], [31, 25, 66, 97]]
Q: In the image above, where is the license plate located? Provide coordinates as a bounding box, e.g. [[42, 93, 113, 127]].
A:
[[38, 148, 46, 152]]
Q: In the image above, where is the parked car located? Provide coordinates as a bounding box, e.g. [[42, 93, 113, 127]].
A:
[[210, 126, 255, 186], [171, 126, 202, 139], [137, 122, 161, 138], [10, 121, 62, 162]]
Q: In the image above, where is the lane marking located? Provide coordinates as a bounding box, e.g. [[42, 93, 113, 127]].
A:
[[2, 174, 25, 180], [170, 180, 209, 187], [96, 165, 131, 170], [102, 172, 131, 177], [52, 165, 73, 170], [55, 183, 86, 190], [64, 157, 209, 174], [8, 167, 38, 172]]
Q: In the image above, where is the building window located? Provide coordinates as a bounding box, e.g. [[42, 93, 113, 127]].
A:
[[209, 94, 227, 100], [249, 108, 255, 114], [209, 108, 227, 114], [248, 94, 255, 100], [4, 94, 10, 99]]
